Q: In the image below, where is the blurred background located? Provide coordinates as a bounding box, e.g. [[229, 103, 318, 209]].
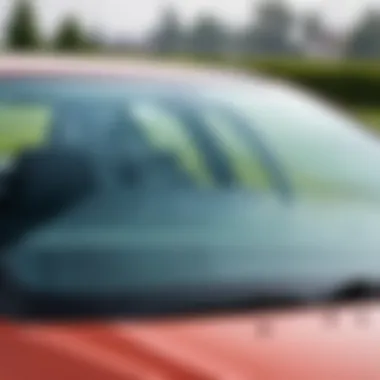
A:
[[1, 0, 380, 128]]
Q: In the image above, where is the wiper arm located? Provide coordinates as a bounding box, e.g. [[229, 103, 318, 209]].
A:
[[2, 252, 380, 320], [220, 278, 380, 313], [327, 278, 380, 303], [192, 278, 380, 321]]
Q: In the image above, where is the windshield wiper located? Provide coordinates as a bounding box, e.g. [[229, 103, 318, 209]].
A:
[[250, 279, 380, 336], [4, 277, 380, 321], [327, 278, 380, 303]]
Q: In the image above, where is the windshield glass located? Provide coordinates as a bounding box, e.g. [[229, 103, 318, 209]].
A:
[[202, 82, 380, 200], [0, 77, 276, 191], [0, 76, 282, 251], [2, 76, 380, 314]]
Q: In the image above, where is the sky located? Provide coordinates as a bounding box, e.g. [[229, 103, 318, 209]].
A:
[[2, 0, 380, 39]]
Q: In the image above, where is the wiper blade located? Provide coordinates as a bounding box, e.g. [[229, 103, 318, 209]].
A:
[[327, 278, 380, 303], [3, 244, 380, 321], [6, 278, 380, 321]]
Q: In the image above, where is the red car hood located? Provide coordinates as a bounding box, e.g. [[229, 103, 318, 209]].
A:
[[1, 304, 380, 380]]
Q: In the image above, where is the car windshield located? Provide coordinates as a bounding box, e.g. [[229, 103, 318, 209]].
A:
[[202, 81, 380, 200], [2, 76, 380, 311], [0, 77, 279, 192]]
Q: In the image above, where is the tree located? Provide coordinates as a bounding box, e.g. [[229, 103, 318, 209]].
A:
[[187, 13, 229, 57], [346, 10, 380, 59], [149, 5, 184, 55], [299, 12, 326, 56], [243, 0, 296, 56], [52, 15, 88, 51], [302, 12, 324, 45], [5, 0, 41, 50], [85, 28, 105, 52]]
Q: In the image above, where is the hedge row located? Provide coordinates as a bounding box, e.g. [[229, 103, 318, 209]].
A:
[[173, 57, 380, 107], [25, 54, 379, 107], [241, 59, 380, 107]]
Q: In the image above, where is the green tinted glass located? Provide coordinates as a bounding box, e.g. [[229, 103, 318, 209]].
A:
[[204, 83, 380, 201], [0, 104, 52, 156]]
